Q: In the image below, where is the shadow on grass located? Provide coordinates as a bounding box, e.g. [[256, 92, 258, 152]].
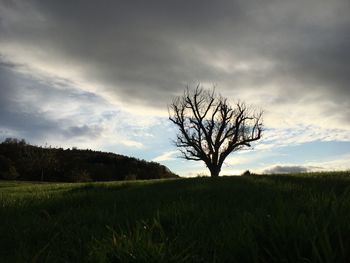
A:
[[2, 175, 350, 262]]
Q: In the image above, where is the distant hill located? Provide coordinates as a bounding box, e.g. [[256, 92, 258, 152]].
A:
[[0, 138, 179, 182]]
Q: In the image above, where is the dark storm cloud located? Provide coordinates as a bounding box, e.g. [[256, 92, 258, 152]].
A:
[[1, 0, 350, 115], [0, 61, 104, 142]]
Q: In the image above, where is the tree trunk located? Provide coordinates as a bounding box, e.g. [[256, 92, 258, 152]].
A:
[[209, 165, 221, 178]]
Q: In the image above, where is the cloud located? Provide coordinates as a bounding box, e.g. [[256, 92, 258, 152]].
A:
[[0, 60, 155, 149], [152, 150, 178, 162], [263, 165, 310, 174], [260, 153, 350, 174], [256, 125, 350, 151], [303, 155, 350, 172], [1, 0, 349, 115], [63, 125, 102, 139]]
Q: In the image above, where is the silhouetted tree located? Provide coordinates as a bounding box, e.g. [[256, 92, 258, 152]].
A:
[[169, 86, 263, 177], [3, 138, 26, 146], [0, 155, 19, 180]]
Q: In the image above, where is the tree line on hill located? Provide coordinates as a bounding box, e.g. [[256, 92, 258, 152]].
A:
[[0, 138, 178, 182]]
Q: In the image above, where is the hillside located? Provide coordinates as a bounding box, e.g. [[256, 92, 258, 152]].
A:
[[0, 138, 178, 182], [1, 172, 350, 262]]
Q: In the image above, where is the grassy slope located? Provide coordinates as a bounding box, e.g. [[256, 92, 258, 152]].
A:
[[1, 172, 350, 262]]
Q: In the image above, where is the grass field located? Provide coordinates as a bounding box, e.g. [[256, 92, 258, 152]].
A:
[[1, 172, 350, 262]]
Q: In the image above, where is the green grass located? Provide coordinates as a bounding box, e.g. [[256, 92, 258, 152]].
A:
[[1, 172, 350, 262]]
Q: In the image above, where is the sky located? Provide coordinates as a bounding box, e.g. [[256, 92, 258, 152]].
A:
[[1, 0, 350, 176]]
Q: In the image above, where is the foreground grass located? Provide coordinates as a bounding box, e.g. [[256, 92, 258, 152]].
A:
[[1, 172, 350, 262]]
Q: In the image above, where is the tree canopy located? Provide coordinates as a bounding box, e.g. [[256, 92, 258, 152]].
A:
[[169, 86, 263, 177]]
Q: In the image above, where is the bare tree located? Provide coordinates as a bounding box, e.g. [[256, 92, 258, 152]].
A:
[[168, 86, 263, 177]]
